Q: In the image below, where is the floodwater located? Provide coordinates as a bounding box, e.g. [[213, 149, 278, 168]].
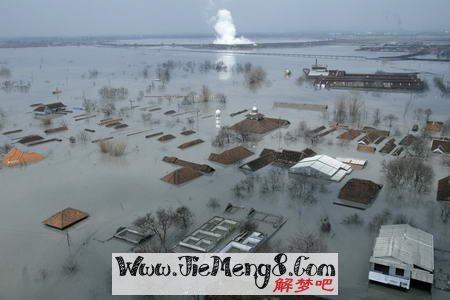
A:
[[0, 37, 449, 300]]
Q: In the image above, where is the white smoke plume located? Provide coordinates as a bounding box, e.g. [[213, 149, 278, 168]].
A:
[[213, 9, 253, 45]]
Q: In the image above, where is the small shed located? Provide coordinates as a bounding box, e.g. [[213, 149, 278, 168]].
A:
[[43, 208, 89, 230]]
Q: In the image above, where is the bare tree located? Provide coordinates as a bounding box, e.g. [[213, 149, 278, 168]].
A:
[[141, 209, 176, 252], [244, 65, 267, 91], [383, 114, 398, 130], [200, 85, 211, 102], [334, 98, 347, 123], [424, 108, 432, 122], [382, 157, 433, 193], [372, 108, 381, 126], [286, 232, 327, 252], [82, 99, 97, 113], [0, 66, 11, 78], [406, 135, 429, 158], [347, 96, 364, 124], [0, 108, 5, 130]]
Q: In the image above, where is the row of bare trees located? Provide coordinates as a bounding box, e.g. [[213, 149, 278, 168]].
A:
[[134, 207, 193, 253]]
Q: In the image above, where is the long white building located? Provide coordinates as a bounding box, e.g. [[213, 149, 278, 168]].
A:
[[289, 154, 352, 182]]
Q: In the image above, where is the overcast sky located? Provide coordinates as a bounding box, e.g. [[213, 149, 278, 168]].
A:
[[0, 0, 449, 38]]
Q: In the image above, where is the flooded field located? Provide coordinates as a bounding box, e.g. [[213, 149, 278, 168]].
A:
[[0, 39, 449, 299]]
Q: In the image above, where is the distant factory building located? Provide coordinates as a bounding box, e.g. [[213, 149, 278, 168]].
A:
[[369, 224, 434, 290], [289, 154, 352, 182]]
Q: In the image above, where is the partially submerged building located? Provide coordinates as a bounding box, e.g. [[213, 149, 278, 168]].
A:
[[240, 151, 276, 172], [437, 176, 450, 203], [431, 138, 450, 154], [43, 207, 89, 230], [261, 148, 316, 167], [229, 105, 290, 135], [399, 134, 418, 147], [34, 102, 67, 116], [172, 205, 286, 253], [208, 146, 254, 165], [369, 224, 434, 290], [17, 134, 44, 145], [2, 147, 44, 167], [425, 121, 443, 133], [335, 178, 382, 209], [357, 144, 376, 153], [289, 154, 352, 182], [379, 138, 397, 154], [335, 157, 367, 170], [161, 167, 203, 185], [358, 128, 389, 146], [337, 129, 363, 141], [162, 156, 215, 173]]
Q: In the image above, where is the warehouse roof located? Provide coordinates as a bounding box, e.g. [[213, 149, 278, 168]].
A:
[[372, 224, 434, 273]]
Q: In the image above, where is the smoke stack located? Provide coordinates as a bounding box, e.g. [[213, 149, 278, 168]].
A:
[[213, 9, 253, 45]]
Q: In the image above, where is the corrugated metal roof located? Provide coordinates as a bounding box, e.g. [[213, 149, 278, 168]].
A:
[[372, 224, 434, 272], [291, 155, 352, 179], [336, 157, 367, 166]]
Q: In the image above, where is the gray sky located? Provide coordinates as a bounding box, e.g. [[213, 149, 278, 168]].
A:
[[0, 0, 449, 38]]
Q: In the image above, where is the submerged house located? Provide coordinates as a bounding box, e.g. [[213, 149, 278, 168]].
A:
[[369, 224, 434, 290], [425, 121, 443, 133], [2, 147, 44, 167], [161, 167, 203, 185], [437, 176, 450, 203], [34, 102, 67, 116], [289, 154, 352, 182], [229, 105, 290, 135], [335, 178, 382, 209], [431, 138, 450, 154], [208, 146, 254, 165]]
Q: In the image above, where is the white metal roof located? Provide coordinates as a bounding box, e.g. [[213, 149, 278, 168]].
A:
[[290, 155, 352, 178], [372, 224, 434, 272], [336, 157, 367, 166]]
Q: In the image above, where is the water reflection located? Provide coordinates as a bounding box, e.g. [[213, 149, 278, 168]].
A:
[[217, 53, 235, 81]]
